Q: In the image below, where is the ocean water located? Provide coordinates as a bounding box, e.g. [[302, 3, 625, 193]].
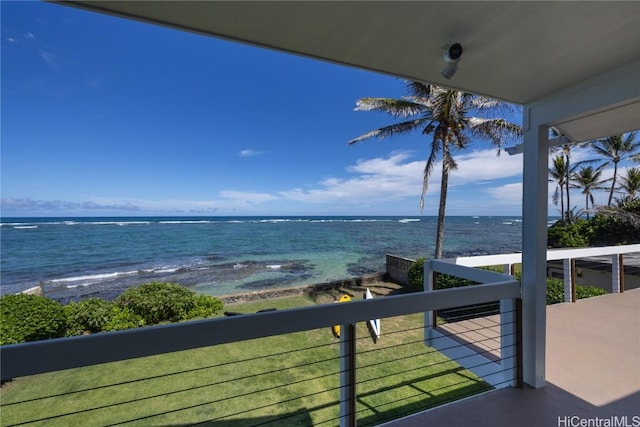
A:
[[0, 216, 524, 302]]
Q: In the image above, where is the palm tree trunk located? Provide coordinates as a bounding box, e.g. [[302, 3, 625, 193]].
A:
[[608, 162, 618, 206], [435, 163, 449, 259], [560, 190, 565, 222], [565, 153, 571, 222], [585, 193, 590, 220]]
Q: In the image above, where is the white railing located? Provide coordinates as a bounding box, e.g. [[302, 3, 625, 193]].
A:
[[2, 244, 636, 425], [424, 260, 521, 389], [443, 244, 640, 302], [1, 280, 520, 380], [1, 269, 520, 427]]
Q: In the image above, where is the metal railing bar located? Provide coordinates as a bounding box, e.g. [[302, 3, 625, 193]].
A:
[[1, 280, 520, 380], [3, 320, 517, 408], [3, 334, 518, 426], [436, 302, 503, 315], [356, 347, 516, 390], [358, 339, 518, 381], [356, 322, 517, 360], [181, 385, 344, 427], [4, 362, 342, 427], [2, 350, 343, 408]]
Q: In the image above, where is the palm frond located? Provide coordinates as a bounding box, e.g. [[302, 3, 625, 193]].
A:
[[419, 135, 442, 211], [467, 95, 519, 117], [467, 117, 522, 148], [404, 81, 433, 102], [347, 118, 429, 145], [354, 98, 426, 118]]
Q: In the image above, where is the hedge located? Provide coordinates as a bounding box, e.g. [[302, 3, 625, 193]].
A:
[[0, 294, 67, 345], [1, 282, 224, 345]]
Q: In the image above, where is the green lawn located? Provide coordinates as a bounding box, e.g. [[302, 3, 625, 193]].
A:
[[0, 286, 492, 426]]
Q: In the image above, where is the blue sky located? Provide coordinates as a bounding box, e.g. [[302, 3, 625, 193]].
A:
[[1, 2, 635, 217]]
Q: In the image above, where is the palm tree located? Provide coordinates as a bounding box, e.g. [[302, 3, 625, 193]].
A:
[[570, 165, 610, 219], [618, 167, 640, 202], [590, 132, 639, 206], [348, 82, 521, 258], [549, 155, 568, 221], [549, 128, 587, 223]]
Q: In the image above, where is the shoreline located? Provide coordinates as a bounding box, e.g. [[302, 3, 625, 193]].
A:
[[29, 271, 412, 305], [219, 272, 412, 305]]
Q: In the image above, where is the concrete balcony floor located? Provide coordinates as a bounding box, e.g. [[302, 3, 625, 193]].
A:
[[385, 288, 640, 427]]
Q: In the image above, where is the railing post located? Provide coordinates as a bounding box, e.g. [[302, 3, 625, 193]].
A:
[[515, 298, 524, 388], [563, 258, 576, 303], [612, 254, 624, 293], [503, 264, 511, 276], [340, 323, 356, 427], [424, 260, 435, 346], [570, 259, 577, 302], [620, 254, 625, 293], [500, 298, 517, 387]]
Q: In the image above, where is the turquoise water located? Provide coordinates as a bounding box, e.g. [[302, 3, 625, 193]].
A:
[[0, 216, 524, 302]]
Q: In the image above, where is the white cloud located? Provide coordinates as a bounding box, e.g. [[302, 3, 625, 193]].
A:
[[38, 49, 57, 69], [239, 149, 263, 157], [26, 32, 35, 40], [279, 152, 424, 204], [2, 150, 535, 215], [277, 149, 524, 209], [486, 183, 523, 207], [219, 190, 277, 204], [450, 149, 522, 184]]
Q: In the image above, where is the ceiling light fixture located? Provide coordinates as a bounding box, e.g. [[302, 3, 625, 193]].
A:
[[441, 43, 463, 79]]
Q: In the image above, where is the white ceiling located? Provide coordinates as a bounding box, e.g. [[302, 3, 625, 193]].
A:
[[62, 1, 640, 141]]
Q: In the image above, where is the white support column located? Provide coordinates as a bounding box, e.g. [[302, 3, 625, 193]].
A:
[[563, 259, 573, 303], [611, 254, 621, 293], [424, 260, 435, 346], [521, 121, 549, 388]]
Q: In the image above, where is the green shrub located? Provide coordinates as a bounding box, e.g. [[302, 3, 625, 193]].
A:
[[187, 294, 225, 319], [0, 294, 67, 345], [64, 298, 145, 336], [116, 282, 223, 325], [546, 277, 565, 305], [408, 259, 504, 291], [103, 306, 145, 331], [64, 298, 115, 336], [435, 274, 477, 289], [407, 258, 425, 290], [588, 211, 640, 245], [575, 285, 607, 300], [516, 272, 607, 305], [547, 220, 591, 248]]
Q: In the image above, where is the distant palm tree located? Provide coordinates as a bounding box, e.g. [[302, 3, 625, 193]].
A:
[[571, 165, 611, 219], [618, 167, 640, 202], [348, 82, 521, 258], [549, 155, 568, 221], [549, 128, 581, 223], [590, 132, 639, 206]]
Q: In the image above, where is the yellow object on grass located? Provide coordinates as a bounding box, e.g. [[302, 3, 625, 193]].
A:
[[331, 294, 352, 338]]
